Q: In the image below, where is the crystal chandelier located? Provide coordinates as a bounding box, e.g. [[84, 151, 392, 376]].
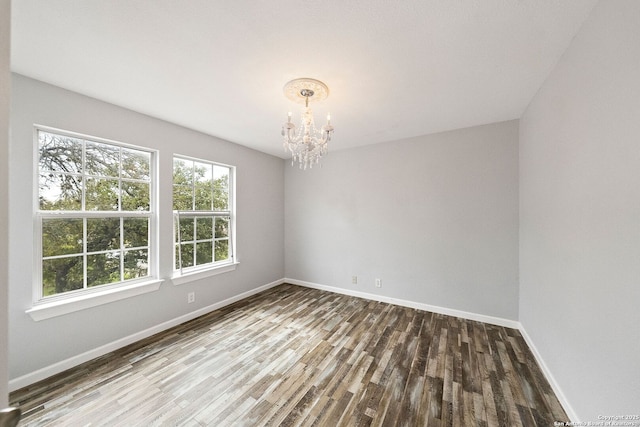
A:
[[281, 78, 334, 169]]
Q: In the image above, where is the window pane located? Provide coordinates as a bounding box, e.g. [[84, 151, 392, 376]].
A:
[[124, 249, 148, 279], [196, 217, 213, 240], [173, 158, 193, 186], [179, 243, 194, 268], [173, 185, 193, 210], [178, 218, 195, 242], [38, 132, 83, 175], [42, 256, 83, 296], [123, 218, 148, 248], [196, 241, 213, 265], [121, 148, 150, 180], [121, 181, 150, 211], [215, 216, 229, 238], [213, 166, 229, 211], [85, 141, 120, 177], [215, 240, 229, 261], [194, 181, 213, 210], [42, 218, 83, 257], [86, 178, 119, 211], [39, 173, 82, 210], [87, 252, 121, 287], [194, 162, 212, 183], [87, 218, 120, 253], [194, 162, 213, 210]]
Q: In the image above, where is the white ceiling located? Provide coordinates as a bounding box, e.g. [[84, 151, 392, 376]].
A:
[[10, 0, 598, 158]]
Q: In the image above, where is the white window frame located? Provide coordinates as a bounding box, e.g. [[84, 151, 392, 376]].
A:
[[28, 126, 161, 321], [172, 155, 237, 285]]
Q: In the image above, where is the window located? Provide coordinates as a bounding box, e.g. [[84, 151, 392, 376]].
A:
[[36, 128, 155, 301], [173, 156, 234, 275]]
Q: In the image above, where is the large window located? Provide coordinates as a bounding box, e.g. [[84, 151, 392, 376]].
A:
[[36, 128, 154, 300], [173, 156, 234, 274]]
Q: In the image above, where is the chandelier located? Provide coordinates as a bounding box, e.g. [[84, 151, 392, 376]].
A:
[[281, 78, 334, 169]]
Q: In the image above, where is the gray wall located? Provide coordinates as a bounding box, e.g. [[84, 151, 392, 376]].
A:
[[10, 2, 640, 419], [0, 0, 10, 408], [519, 0, 640, 420], [9, 75, 285, 380], [285, 120, 519, 320]]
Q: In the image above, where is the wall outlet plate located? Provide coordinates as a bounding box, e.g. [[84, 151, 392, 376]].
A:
[[375, 278, 382, 288], [187, 292, 195, 304]]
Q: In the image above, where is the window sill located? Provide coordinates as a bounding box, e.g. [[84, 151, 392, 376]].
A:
[[26, 279, 163, 321], [172, 261, 239, 286]]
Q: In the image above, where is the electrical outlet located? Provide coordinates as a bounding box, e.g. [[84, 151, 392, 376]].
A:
[[187, 292, 195, 304], [352, 275, 358, 284], [375, 278, 382, 288]]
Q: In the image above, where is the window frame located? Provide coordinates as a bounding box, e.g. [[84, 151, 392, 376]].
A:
[[31, 125, 160, 312], [171, 154, 236, 283]]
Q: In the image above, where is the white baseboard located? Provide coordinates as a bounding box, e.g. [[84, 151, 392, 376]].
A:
[[284, 278, 520, 329], [9, 278, 284, 392], [518, 324, 578, 422]]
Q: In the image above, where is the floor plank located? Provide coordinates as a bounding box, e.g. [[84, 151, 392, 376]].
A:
[[10, 284, 569, 426]]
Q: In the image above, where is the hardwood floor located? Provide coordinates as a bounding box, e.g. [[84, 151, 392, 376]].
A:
[[10, 284, 568, 426]]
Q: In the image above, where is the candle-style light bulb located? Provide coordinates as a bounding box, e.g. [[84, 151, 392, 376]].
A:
[[327, 113, 331, 124], [287, 111, 292, 123]]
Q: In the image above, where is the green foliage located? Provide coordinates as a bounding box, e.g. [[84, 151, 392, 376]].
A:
[[215, 240, 229, 261], [173, 184, 192, 211], [42, 218, 83, 257], [196, 217, 213, 240], [121, 148, 150, 180], [213, 173, 229, 211], [122, 181, 150, 211], [42, 257, 83, 296], [87, 252, 120, 288], [123, 218, 148, 248], [215, 217, 229, 238], [124, 249, 148, 279], [39, 173, 82, 210]]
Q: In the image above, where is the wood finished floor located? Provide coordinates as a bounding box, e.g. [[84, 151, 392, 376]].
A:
[[11, 284, 568, 426]]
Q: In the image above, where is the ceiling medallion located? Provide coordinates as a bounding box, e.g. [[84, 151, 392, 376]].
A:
[[281, 78, 334, 170]]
